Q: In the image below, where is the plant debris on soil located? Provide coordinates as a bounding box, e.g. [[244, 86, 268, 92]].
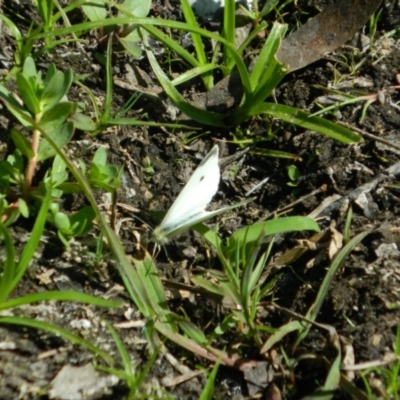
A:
[[0, 0, 400, 399]]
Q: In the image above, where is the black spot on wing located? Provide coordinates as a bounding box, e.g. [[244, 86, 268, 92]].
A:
[[199, 175, 205, 182]]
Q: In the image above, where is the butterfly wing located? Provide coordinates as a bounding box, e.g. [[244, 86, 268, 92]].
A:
[[161, 197, 256, 241], [153, 145, 220, 242]]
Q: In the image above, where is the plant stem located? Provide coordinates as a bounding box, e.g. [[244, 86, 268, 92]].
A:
[[24, 127, 40, 196]]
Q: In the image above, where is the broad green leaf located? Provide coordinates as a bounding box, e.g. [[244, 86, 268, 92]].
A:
[[21, 56, 38, 80], [17, 198, 29, 218], [37, 121, 74, 161], [41, 69, 73, 111], [118, 0, 151, 18], [39, 101, 76, 131], [54, 212, 70, 230], [69, 113, 96, 131], [118, 36, 142, 59], [288, 165, 300, 181], [43, 63, 57, 86], [81, 0, 108, 21]]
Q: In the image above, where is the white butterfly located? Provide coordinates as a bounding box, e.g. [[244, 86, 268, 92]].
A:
[[153, 145, 253, 243]]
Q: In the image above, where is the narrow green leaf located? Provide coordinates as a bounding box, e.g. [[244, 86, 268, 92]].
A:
[[16, 73, 40, 115], [261, 321, 303, 353], [176, 316, 208, 345], [144, 39, 226, 126], [0, 86, 33, 127], [8, 186, 52, 296], [11, 129, 34, 159], [199, 355, 220, 400], [250, 22, 287, 90], [254, 103, 362, 143], [0, 224, 16, 302], [228, 217, 320, 247], [0, 290, 121, 310], [180, 0, 212, 88]]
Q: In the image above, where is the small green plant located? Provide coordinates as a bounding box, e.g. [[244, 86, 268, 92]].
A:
[[287, 164, 300, 187], [0, 57, 77, 222], [142, 156, 155, 181], [129, 0, 361, 146], [191, 216, 320, 344], [47, 203, 96, 247]]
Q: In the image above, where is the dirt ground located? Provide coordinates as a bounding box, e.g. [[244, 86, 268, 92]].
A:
[[0, 0, 400, 399]]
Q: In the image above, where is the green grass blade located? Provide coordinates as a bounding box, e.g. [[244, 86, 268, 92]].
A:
[[249, 22, 287, 91], [180, 0, 213, 89], [261, 320, 303, 354], [199, 355, 221, 400], [104, 321, 135, 377], [222, 0, 236, 66], [141, 24, 200, 68], [10, 187, 52, 295], [228, 216, 320, 247], [103, 35, 113, 121], [0, 291, 121, 311], [252, 103, 362, 143], [144, 37, 226, 126], [0, 224, 16, 302], [296, 229, 371, 346], [171, 64, 224, 87]]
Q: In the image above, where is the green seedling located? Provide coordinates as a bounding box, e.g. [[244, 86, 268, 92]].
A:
[[191, 216, 320, 345], [287, 164, 300, 187], [142, 156, 155, 181]]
